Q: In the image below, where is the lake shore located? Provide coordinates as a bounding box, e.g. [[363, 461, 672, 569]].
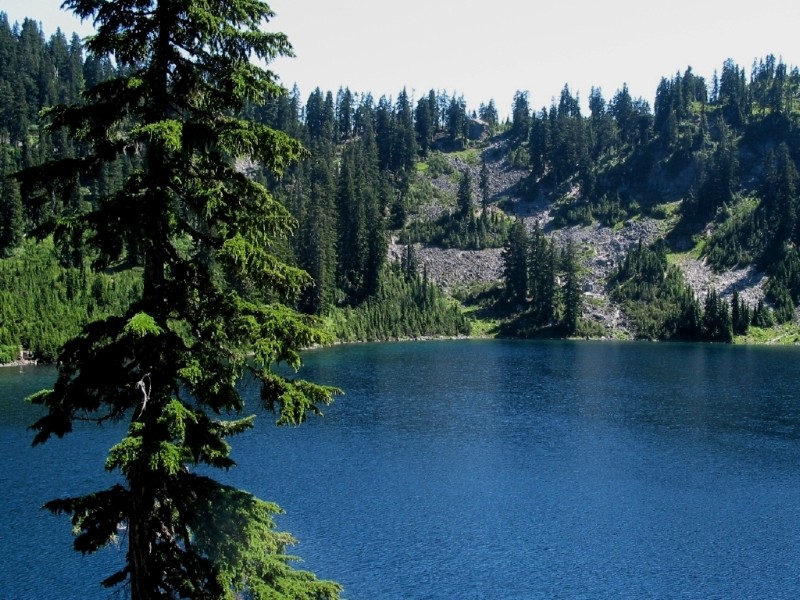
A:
[[5, 322, 800, 369], [0, 359, 39, 368]]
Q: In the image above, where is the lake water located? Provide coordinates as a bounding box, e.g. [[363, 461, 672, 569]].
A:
[[3, 340, 800, 598]]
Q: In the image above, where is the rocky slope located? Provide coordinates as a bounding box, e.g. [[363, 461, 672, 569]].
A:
[[397, 135, 769, 337]]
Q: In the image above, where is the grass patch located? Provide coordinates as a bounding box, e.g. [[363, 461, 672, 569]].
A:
[[464, 311, 500, 338], [735, 322, 800, 345], [450, 147, 482, 165], [667, 237, 705, 264]]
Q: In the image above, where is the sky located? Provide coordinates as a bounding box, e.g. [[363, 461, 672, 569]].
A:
[[4, 0, 800, 118]]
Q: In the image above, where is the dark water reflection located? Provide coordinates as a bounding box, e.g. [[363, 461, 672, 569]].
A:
[[3, 341, 800, 598]]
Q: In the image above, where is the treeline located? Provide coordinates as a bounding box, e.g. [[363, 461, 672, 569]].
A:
[[0, 15, 152, 361], [506, 57, 800, 225], [608, 241, 771, 341], [262, 54, 800, 337]]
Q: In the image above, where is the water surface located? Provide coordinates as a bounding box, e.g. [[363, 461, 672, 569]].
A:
[[2, 340, 800, 598]]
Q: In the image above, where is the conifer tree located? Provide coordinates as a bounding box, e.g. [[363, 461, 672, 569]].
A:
[[292, 154, 338, 315], [561, 239, 583, 335], [447, 94, 467, 145], [457, 169, 474, 219], [335, 87, 354, 141], [478, 99, 499, 128], [19, 0, 342, 597], [702, 289, 733, 342], [502, 219, 529, 305], [511, 90, 531, 142], [392, 88, 416, 174], [414, 94, 433, 157], [529, 221, 556, 324], [731, 289, 751, 335], [479, 160, 490, 212], [428, 89, 441, 131], [375, 95, 394, 170], [0, 150, 23, 255]]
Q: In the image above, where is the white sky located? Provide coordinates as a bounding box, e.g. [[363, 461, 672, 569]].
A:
[[4, 0, 800, 118]]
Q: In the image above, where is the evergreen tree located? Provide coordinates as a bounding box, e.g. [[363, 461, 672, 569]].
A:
[[336, 144, 368, 301], [550, 100, 589, 185], [335, 86, 354, 140], [428, 89, 440, 132], [560, 239, 582, 335], [292, 153, 338, 315], [19, 1, 341, 597], [529, 222, 555, 324], [528, 109, 550, 178], [375, 95, 393, 170], [702, 289, 733, 342], [730, 289, 751, 335], [717, 59, 748, 128], [360, 125, 388, 297], [511, 90, 530, 142], [557, 84, 581, 118], [693, 122, 739, 220], [502, 219, 529, 305], [456, 169, 474, 219], [392, 88, 416, 174], [447, 94, 467, 145], [758, 144, 799, 261], [752, 298, 773, 327], [305, 87, 335, 143], [610, 84, 635, 144], [401, 243, 419, 280], [82, 50, 115, 90], [588, 86, 606, 119], [478, 99, 498, 128], [0, 145, 24, 255], [587, 87, 618, 159], [479, 160, 490, 212], [414, 94, 433, 157]]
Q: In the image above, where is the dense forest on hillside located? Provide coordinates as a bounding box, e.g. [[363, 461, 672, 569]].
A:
[[2, 12, 800, 357]]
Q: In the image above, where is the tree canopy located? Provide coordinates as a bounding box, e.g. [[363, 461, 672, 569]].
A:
[[19, 0, 342, 597]]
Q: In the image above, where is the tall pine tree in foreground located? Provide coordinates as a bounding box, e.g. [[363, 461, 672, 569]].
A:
[[19, 0, 342, 597]]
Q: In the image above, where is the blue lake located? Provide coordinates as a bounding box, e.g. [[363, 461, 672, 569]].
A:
[[2, 339, 800, 598]]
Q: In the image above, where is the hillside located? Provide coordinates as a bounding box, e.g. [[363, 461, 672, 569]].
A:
[[396, 132, 770, 339], [1, 16, 800, 349]]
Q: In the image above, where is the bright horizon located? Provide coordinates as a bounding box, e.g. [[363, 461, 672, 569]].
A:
[[4, 0, 800, 117]]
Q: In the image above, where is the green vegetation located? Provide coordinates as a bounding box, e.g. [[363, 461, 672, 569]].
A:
[[485, 220, 589, 338], [0, 239, 142, 362], [5, 3, 800, 599], [328, 266, 470, 342], [608, 241, 772, 341], [399, 210, 512, 250], [4, 6, 800, 355], [18, 0, 341, 597], [609, 241, 706, 340], [735, 322, 800, 345]]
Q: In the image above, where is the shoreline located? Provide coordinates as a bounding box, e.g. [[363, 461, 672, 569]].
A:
[[0, 359, 40, 368], [3, 329, 799, 368]]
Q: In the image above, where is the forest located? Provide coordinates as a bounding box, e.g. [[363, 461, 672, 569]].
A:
[[2, 12, 800, 360]]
